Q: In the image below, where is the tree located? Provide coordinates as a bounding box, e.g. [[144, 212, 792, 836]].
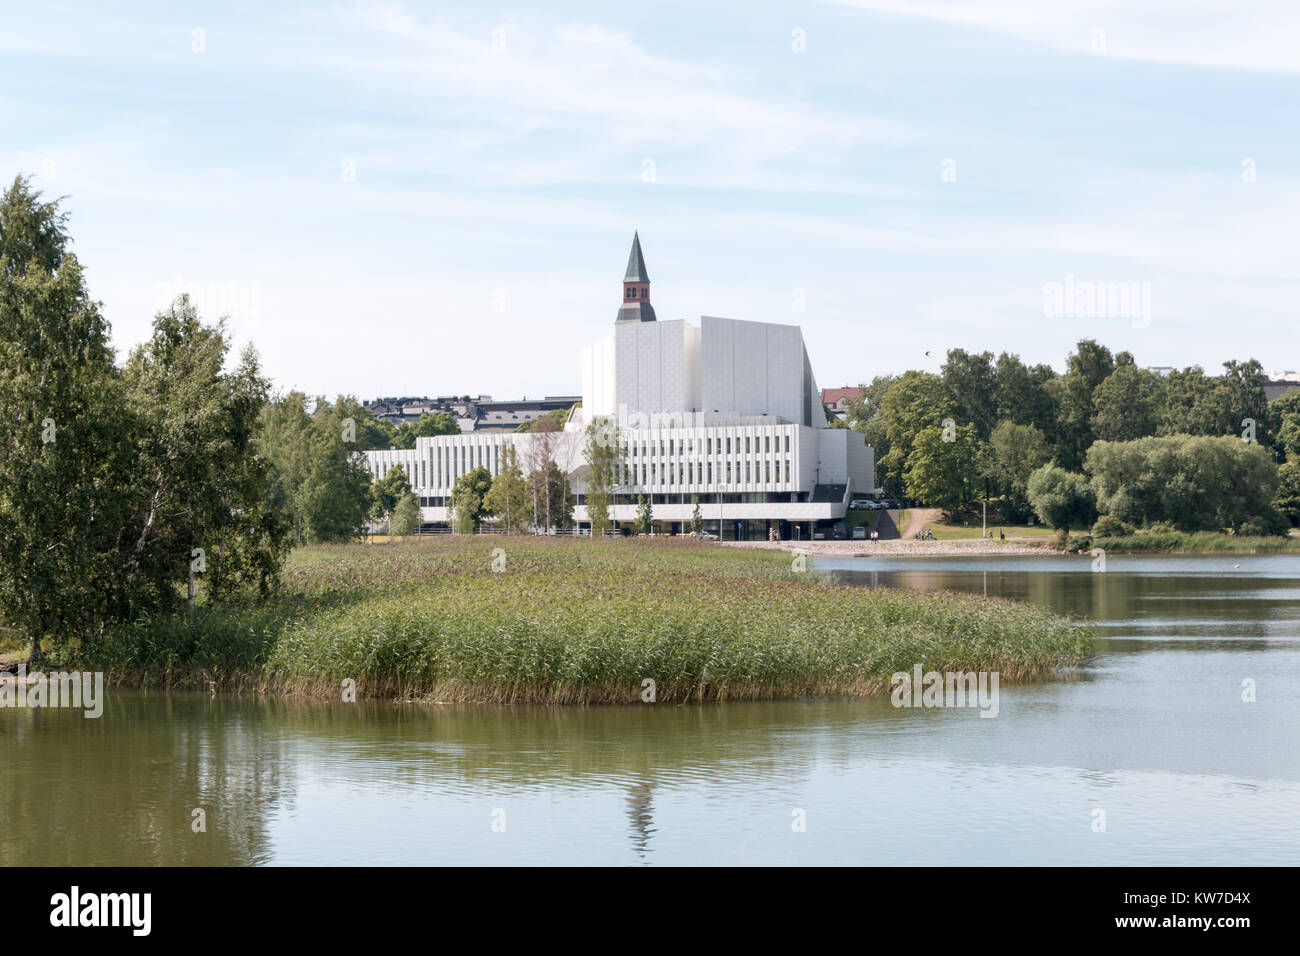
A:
[[258, 394, 372, 544], [394, 411, 459, 449], [1157, 366, 1235, 438], [390, 493, 422, 537], [941, 348, 998, 440], [1091, 364, 1161, 442], [299, 399, 373, 542], [485, 444, 530, 534], [333, 395, 398, 450], [1220, 359, 1274, 449], [1051, 339, 1114, 470], [521, 415, 576, 532], [1086, 435, 1281, 533], [995, 352, 1058, 437], [903, 423, 981, 517], [1272, 389, 1300, 462], [879, 371, 954, 498], [982, 421, 1050, 522], [123, 295, 286, 613], [515, 407, 572, 433], [1275, 461, 1300, 526], [842, 376, 894, 475], [370, 463, 411, 523], [449, 465, 493, 534], [1027, 464, 1097, 531], [635, 494, 653, 535], [691, 499, 704, 534], [0, 176, 133, 660], [583, 416, 623, 537]]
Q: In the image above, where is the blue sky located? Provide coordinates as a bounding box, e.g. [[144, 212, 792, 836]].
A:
[[2, 0, 1297, 399]]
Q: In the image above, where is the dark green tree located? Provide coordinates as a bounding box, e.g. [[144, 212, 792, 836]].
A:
[[0, 177, 133, 659]]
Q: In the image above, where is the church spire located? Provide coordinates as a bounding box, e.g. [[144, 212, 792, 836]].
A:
[[616, 231, 656, 322]]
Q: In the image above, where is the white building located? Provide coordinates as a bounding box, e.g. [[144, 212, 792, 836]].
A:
[[364, 234, 877, 539]]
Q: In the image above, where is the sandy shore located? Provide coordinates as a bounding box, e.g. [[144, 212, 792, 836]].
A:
[[721, 538, 1062, 557]]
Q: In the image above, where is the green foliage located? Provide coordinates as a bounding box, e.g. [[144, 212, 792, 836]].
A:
[[635, 494, 653, 534], [331, 396, 397, 451], [515, 407, 571, 433], [1090, 514, 1133, 537], [0, 178, 286, 658], [1275, 461, 1300, 526], [258, 394, 373, 545], [389, 493, 422, 537], [1051, 339, 1115, 470], [903, 422, 981, 517], [994, 353, 1057, 438], [1086, 434, 1282, 533], [0, 176, 130, 658], [1092, 363, 1161, 441], [880, 370, 955, 498], [1027, 464, 1098, 530], [941, 348, 997, 439], [394, 410, 460, 448], [1157, 366, 1236, 438], [842, 377, 893, 486], [691, 499, 704, 534], [370, 463, 411, 521], [1270, 389, 1300, 462], [583, 416, 623, 537], [982, 420, 1050, 522], [449, 465, 493, 534], [485, 444, 530, 534], [84, 538, 1095, 701]]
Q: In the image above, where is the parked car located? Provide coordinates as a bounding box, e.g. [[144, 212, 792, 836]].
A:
[[849, 499, 875, 510], [852, 526, 867, 540]]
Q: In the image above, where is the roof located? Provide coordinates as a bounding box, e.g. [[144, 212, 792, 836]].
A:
[[821, 386, 863, 405], [624, 232, 650, 282], [616, 300, 657, 323]]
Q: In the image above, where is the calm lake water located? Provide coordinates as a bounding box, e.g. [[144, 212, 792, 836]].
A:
[[4, 553, 1299, 866]]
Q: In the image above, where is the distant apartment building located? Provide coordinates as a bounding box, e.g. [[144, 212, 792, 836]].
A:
[[363, 394, 578, 432], [364, 234, 877, 540]]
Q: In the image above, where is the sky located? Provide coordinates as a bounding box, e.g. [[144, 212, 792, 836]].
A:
[[2, 0, 1298, 400]]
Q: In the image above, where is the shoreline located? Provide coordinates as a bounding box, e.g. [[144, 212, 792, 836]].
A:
[[721, 539, 1060, 557]]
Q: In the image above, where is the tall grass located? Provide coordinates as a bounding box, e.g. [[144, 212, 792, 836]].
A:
[[81, 537, 1094, 703], [1088, 532, 1300, 553]]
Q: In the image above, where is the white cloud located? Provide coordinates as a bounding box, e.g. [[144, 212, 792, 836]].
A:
[[823, 0, 1300, 74]]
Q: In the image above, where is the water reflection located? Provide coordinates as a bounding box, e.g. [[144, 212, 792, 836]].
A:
[[2, 554, 1299, 865]]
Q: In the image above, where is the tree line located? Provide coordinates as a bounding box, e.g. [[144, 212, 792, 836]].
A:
[[838, 342, 1300, 534]]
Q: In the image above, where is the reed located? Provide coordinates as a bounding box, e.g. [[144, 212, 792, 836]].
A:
[[83, 536, 1094, 702]]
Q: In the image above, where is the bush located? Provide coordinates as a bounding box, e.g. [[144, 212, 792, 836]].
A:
[[1027, 464, 1098, 530], [1239, 511, 1289, 537], [1091, 515, 1133, 537]]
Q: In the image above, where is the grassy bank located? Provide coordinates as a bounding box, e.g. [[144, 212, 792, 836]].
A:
[[1086, 531, 1300, 554], [65, 537, 1093, 703]]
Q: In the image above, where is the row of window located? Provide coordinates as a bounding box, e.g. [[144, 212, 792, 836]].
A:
[[628, 433, 792, 458], [373, 431, 800, 492], [619, 458, 792, 488]]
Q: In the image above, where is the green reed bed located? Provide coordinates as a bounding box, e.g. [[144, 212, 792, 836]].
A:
[[86, 537, 1094, 702], [1088, 532, 1300, 554]]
